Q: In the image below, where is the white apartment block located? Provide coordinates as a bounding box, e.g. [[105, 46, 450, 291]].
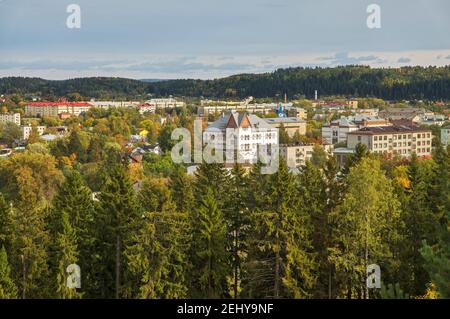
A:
[[21, 125, 46, 140], [25, 102, 93, 117], [89, 101, 141, 109], [347, 125, 433, 158], [280, 144, 333, 168], [0, 112, 21, 126], [146, 98, 185, 109], [322, 115, 391, 145], [203, 112, 278, 165]]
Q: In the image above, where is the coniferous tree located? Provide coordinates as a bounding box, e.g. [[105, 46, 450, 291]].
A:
[[98, 163, 140, 299], [54, 211, 82, 299], [420, 146, 450, 298], [225, 164, 251, 299], [0, 245, 18, 299], [169, 167, 195, 213], [189, 188, 230, 298], [126, 200, 190, 299], [246, 160, 316, 298], [397, 155, 442, 296], [0, 193, 11, 248], [298, 161, 329, 298], [194, 162, 229, 208], [50, 170, 96, 297]]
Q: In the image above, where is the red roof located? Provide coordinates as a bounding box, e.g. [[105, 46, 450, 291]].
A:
[[27, 102, 92, 107]]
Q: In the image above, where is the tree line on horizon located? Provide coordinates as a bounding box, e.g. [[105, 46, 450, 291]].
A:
[[1, 65, 449, 100]]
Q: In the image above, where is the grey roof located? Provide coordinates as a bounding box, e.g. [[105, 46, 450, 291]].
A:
[[206, 112, 273, 131], [263, 117, 306, 124]]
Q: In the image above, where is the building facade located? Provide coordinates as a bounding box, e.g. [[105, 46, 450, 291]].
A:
[[347, 125, 433, 158], [21, 125, 46, 140], [322, 115, 391, 145], [280, 143, 333, 168], [264, 117, 307, 137], [203, 112, 278, 164], [146, 98, 185, 109], [441, 126, 450, 146], [25, 102, 93, 117], [0, 112, 21, 126]]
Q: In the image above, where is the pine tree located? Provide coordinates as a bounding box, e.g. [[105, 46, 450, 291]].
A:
[[98, 163, 140, 299], [189, 189, 230, 298], [329, 158, 401, 299], [0, 245, 18, 299], [125, 200, 190, 299]]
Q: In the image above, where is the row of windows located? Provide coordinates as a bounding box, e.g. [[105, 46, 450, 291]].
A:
[[373, 133, 431, 141]]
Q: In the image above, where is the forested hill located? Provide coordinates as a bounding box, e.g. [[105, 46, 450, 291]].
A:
[[1, 65, 449, 100]]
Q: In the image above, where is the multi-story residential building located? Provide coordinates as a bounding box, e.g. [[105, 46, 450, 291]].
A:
[[347, 124, 433, 158], [89, 101, 141, 109], [203, 112, 278, 164], [0, 112, 21, 126], [441, 125, 450, 146], [198, 97, 293, 116], [280, 143, 333, 168], [264, 117, 307, 138], [146, 98, 185, 109], [378, 107, 426, 122], [25, 102, 93, 118], [21, 125, 46, 140], [322, 115, 390, 145]]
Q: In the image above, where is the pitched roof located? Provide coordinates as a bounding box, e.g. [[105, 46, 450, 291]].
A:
[[206, 112, 273, 131]]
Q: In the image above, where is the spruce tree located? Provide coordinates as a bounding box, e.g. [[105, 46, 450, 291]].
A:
[[297, 161, 329, 298], [98, 163, 140, 299], [189, 188, 230, 298], [246, 160, 316, 298], [54, 211, 82, 299], [126, 200, 190, 299], [169, 167, 195, 213], [0, 245, 18, 299], [398, 155, 442, 296], [194, 162, 230, 208], [225, 164, 251, 299], [50, 170, 96, 297]]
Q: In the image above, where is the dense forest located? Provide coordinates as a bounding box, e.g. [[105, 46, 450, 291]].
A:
[[0, 107, 449, 299], [1, 66, 449, 100]]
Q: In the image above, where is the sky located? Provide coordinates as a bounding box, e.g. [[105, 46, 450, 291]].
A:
[[0, 0, 449, 79]]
